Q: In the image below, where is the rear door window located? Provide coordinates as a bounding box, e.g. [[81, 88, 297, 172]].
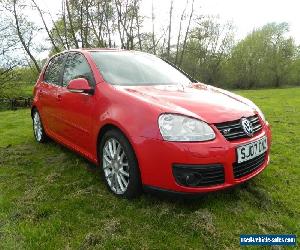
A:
[[44, 54, 66, 85]]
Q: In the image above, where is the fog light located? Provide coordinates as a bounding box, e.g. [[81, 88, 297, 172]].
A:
[[173, 164, 225, 187], [185, 172, 202, 187]]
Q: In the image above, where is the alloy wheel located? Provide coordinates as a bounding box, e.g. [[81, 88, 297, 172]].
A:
[[102, 138, 130, 194], [33, 111, 43, 142]]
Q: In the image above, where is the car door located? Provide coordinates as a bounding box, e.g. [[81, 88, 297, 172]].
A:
[[39, 54, 66, 134], [55, 52, 97, 153]]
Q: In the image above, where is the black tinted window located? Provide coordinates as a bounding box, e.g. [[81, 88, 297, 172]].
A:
[[63, 53, 95, 87], [44, 54, 66, 85]]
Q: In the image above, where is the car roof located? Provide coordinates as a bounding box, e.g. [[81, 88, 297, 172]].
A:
[[48, 48, 133, 61], [69, 48, 128, 53]]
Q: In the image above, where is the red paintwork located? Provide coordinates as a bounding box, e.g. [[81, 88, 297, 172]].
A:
[[67, 78, 92, 91], [32, 49, 272, 193]]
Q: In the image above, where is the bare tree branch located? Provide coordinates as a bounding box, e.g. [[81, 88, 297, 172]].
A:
[[66, 0, 79, 48], [166, 0, 173, 59], [179, 0, 195, 67], [175, 0, 188, 65], [31, 0, 60, 53], [12, 0, 40, 72]]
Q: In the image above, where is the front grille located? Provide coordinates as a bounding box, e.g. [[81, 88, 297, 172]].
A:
[[172, 164, 225, 187], [215, 115, 262, 141], [233, 152, 266, 179]]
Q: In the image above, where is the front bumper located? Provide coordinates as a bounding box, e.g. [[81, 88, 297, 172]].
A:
[[133, 121, 272, 193]]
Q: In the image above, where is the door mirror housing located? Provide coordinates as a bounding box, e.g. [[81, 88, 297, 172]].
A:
[[67, 78, 94, 94]]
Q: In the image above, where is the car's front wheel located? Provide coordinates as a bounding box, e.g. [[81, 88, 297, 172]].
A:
[[99, 129, 142, 199], [32, 109, 47, 143]]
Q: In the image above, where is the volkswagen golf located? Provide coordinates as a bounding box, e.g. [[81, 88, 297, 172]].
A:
[[32, 49, 271, 198]]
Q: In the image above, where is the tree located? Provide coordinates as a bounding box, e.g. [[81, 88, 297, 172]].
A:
[[264, 23, 295, 87], [228, 22, 296, 88], [0, 12, 19, 90], [0, 0, 40, 96], [151, 0, 156, 54], [174, 0, 188, 65], [46, 0, 144, 51], [180, 16, 234, 84], [12, 0, 41, 72], [31, 0, 60, 53], [1, 0, 299, 92], [178, 0, 194, 67], [166, 0, 173, 60], [288, 46, 300, 85]]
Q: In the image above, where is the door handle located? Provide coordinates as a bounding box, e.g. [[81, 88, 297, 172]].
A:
[[57, 94, 62, 101]]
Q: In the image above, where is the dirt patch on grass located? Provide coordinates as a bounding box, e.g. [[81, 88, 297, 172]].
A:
[[256, 218, 284, 233], [43, 152, 69, 165], [239, 182, 273, 210], [185, 209, 216, 235], [0, 144, 35, 166], [79, 232, 104, 249], [45, 172, 61, 183], [9, 204, 53, 223], [102, 218, 121, 234], [79, 219, 121, 249]]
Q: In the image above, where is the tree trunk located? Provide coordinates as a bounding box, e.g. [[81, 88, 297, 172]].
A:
[[175, 0, 188, 65], [104, 0, 112, 47], [66, 0, 79, 48], [62, 0, 70, 49], [13, 0, 40, 73], [151, 0, 156, 54], [178, 0, 195, 67], [31, 0, 60, 53], [166, 0, 173, 60]]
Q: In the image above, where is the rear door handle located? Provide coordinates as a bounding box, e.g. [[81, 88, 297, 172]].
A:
[[57, 94, 62, 101]]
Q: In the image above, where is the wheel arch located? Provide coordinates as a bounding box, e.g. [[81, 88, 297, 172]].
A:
[[96, 123, 140, 169], [31, 106, 37, 118], [97, 123, 122, 148]]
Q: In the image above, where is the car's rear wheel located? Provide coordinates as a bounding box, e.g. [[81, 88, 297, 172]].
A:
[[99, 129, 142, 198], [32, 109, 47, 143]]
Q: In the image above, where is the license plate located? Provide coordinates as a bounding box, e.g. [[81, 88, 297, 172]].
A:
[[237, 136, 268, 163]]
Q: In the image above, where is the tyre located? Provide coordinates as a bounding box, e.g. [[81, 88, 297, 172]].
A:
[[99, 129, 142, 199], [32, 109, 48, 143]]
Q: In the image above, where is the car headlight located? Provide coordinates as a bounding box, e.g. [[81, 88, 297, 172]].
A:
[[158, 114, 215, 142]]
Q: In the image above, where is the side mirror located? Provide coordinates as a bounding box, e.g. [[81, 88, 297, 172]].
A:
[[67, 78, 94, 95]]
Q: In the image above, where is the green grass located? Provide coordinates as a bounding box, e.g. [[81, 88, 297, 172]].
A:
[[0, 88, 299, 249]]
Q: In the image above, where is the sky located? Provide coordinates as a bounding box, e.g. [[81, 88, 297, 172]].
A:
[[200, 0, 300, 42], [141, 0, 300, 43], [35, 0, 300, 44]]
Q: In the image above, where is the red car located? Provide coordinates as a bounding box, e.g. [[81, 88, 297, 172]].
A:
[[32, 49, 271, 198]]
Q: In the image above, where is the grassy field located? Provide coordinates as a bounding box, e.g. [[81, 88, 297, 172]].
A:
[[0, 87, 299, 249]]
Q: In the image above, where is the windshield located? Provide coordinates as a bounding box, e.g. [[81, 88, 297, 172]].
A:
[[90, 51, 192, 86]]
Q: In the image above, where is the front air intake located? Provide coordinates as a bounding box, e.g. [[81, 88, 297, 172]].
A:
[[172, 164, 225, 187]]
